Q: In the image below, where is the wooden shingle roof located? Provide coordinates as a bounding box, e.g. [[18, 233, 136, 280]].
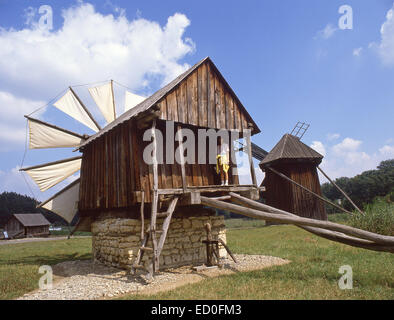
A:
[[260, 134, 323, 166], [12, 213, 50, 227], [77, 57, 260, 150]]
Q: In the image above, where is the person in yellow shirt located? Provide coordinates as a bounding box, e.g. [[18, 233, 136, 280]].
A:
[[216, 137, 230, 186]]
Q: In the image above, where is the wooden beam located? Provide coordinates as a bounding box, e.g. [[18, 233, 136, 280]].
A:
[[69, 87, 101, 131], [228, 192, 394, 253], [176, 125, 187, 191], [140, 190, 145, 240], [150, 119, 159, 272], [110, 80, 116, 121], [245, 129, 257, 186], [24, 115, 87, 140], [317, 166, 364, 215], [20, 156, 82, 171], [266, 166, 354, 215], [200, 196, 394, 247]]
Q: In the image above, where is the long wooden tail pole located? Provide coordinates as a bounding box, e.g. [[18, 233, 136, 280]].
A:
[[199, 196, 394, 247], [266, 166, 354, 215], [317, 166, 364, 215], [228, 192, 394, 253]]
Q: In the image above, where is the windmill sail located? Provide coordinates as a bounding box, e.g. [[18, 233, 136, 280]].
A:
[[89, 81, 116, 123], [124, 91, 145, 113], [38, 179, 80, 223], [54, 89, 100, 132], [26, 116, 86, 149], [20, 156, 82, 192]]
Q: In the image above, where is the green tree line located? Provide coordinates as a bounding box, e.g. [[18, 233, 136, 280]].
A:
[[321, 159, 394, 212]]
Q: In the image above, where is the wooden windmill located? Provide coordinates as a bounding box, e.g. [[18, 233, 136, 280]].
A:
[[260, 124, 327, 221], [21, 57, 262, 276]]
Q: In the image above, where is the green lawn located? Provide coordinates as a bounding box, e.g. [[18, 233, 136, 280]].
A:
[[124, 225, 393, 300], [0, 237, 91, 300], [1, 223, 393, 300]]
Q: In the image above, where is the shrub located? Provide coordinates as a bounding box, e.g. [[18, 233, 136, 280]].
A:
[[348, 198, 394, 236]]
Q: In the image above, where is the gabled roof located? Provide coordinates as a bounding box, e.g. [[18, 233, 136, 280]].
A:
[[12, 213, 50, 227], [260, 134, 323, 166], [77, 57, 260, 150]]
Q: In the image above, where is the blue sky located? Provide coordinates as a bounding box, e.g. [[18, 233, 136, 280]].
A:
[[0, 0, 393, 200]]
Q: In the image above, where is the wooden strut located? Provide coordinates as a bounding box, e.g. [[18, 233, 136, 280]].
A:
[[140, 190, 145, 240], [228, 192, 394, 253], [245, 129, 257, 187], [317, 166, 365, 215], [133, 120, 182, 277], [69, 87, 101, 132], [199, 195, 394, 251], [266, 166, 354, 215]]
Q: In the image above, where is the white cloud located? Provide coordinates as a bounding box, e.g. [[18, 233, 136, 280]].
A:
[[332, 137, 362, 153], [310, 141, 326, 157], [316, 24, 338, 39], [318, 137, 394, 181], [0, 91, 45, 150], [0, 2, 195, 149], [326, 133, 340, 141], [353, 47, 363, 56], [375, 3, 394, 65], [0, 3, 194, 97], [379, 144, 394, 156]]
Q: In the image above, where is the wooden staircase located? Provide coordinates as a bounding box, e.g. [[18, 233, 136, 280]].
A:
[[131, 192, 179, 277]]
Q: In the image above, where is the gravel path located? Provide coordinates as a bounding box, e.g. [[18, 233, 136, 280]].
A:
[[17, 255, 290, 300]]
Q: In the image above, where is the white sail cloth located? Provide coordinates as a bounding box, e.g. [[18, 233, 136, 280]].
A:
[[28, 118, 84, 149], [124, 91, 145, 113], [40, 180, 80, 223], [54, 90, 99, 132], [22, 157, 82, 192], [89, 82, 116, 123]]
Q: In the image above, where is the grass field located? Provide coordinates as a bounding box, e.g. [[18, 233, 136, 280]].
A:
[[124, 224, 393, 300], [1, 221, 393, 300], [0, 237, 91, 300]]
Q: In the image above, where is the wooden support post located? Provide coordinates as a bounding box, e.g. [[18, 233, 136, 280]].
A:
[[140, 191, 145, 240], [230, 131, 239, 185], [317, 166, 364, 215], [177, 125, 187, 192], [267, 166, 354, 215], [245, 129, 257, 187], [151, 120, 159, 273]]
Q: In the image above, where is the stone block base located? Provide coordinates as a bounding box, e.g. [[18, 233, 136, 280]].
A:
[[91, 215, 227, 270]]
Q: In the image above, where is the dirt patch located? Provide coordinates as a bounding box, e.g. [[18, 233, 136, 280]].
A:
[[17, 254, 290, 300]]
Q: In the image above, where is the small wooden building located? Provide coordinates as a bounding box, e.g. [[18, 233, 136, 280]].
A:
[[4, 214, 50, 238], [260, 134, 327, 221]]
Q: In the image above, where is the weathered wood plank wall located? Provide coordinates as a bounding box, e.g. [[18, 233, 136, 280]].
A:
[[79, 60, 251, 211], [262, 163, 326, 221]]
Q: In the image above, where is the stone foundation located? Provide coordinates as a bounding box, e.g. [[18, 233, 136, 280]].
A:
[[91, 214, 227, 270]]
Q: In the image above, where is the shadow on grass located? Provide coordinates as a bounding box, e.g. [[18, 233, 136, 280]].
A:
[[1, 252, 92, 267]]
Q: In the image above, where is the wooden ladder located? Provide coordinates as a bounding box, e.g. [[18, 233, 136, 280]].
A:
[[132, 194, 179, 277]]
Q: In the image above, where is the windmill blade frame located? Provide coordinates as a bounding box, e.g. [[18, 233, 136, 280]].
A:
[[25, 115, 87, 149], [88, 80, 116, 124], [20, 156, 82, 192], [38, 178, 80, 223], [53, 88, 101, 132]]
